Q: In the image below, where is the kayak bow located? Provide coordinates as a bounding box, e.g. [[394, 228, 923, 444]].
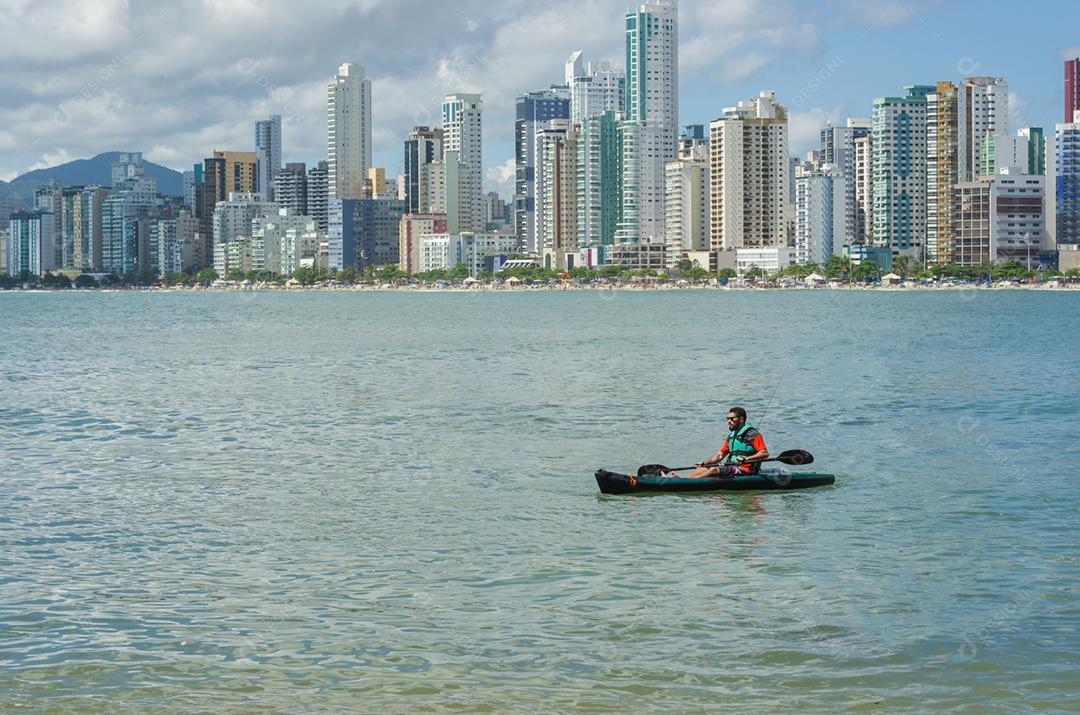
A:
[[595, 469, 835, 495]]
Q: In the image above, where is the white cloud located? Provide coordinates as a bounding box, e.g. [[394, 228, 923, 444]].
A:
[[718, 53, 776, 84], [1007, 90, 1036, 131], [0, 0, 132, 63], [835, 0, 930, 29], [24, 149, 76, 173], [788, 105, 845, 156], [486, 158, 515, 196], [0, 0, 931, 188]]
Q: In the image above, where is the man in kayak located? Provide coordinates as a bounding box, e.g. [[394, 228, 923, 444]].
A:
[[667, 407, 769, 478]]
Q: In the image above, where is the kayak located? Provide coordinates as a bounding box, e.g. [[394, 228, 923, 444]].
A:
[[595, 469, 835, 495]]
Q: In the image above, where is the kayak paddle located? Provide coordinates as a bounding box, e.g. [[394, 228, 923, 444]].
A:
[[637, 449, 815, 477]]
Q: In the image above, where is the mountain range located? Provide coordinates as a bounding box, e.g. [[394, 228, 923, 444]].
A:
[[0, 152, 184, 207]]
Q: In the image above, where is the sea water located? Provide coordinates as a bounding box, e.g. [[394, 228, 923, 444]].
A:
[[1, 290, 1078, 711]]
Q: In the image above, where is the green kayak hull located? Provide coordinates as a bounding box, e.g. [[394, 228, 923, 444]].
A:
[[595, 469, 835, 495]]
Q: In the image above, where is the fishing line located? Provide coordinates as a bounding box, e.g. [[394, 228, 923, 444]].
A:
[[757, 358, 791, 429]]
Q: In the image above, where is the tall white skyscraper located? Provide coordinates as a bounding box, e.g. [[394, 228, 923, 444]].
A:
[[327, 63, 372, 200], [255, 115, 282, 201], [442, 93, 484, 232], [619, 0, 678, 244], [624, 0, 678, 147], [795, 164, 846, 264], [820, 118, 872, 248], [960, 76, 1009, 181], [565, 52, 625, 125]]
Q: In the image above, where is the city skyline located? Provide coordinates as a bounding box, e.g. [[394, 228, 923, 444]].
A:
[[1, 0, 1078, 195]]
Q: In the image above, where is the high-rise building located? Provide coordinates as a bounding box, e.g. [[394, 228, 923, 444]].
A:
[[617, 120, 669, 244], [960, 76, 1009, 180], [398, 213, 448, 275], [1047, 131, 1057, 248], [926, 81, 960, 265], [307, 161, 330, 231], [249, 211, 320, 275], [664, 143, 709, 266], [678, 124, 707, 158], [951, 178, 990, 266], [872, 85, 933, 261], [193, 155, 253, 269], [111, 152, 144, 186], [795, 164, 846, 265], [255, 115, 282, 201], [0, 197, 19, 230], [991, 168, 1044, 265], [61, 185, 107, 270], [211, 193, 279, 246], [566, 52, 624, 125], [328, 197, 407, 270], [1057, 114, 1080, 245], [404, 126, 443, 214], [0, 228, 8, 276], [1017, 127, 1045, 176], [484, 192, 509, 226], [538, 125, 578, 269], [155, 214, 198, 275], [421, 151, 475, 236], [513, 89, 569, 252], [981, 134, 1029, 176], [621, 0, 679, 246], [420, 160, 447, 215], [535, 119, 571, 258], [222, 211, 323, 277], [367, 167, 390, 198], [102, 176, 159, 275], [274, 163, 308, 217], [624, 0, 678, 152], [821, 118, 872, 249], [208, 151, 258, 197], [285, 215, 323, 276], [33, 181, 64, 268], [328, 63, 373, 200], [954, 168, 1045, 265], [709, 91, 789, 251], [7, 212, 57, 276], [442, 93, 484, 233], [182, 169, 197, 208], [1065, 59, 1079, 124], [854, 134, 873, 244], [418, 232, 519, 276], [576, 110, 621, 251]]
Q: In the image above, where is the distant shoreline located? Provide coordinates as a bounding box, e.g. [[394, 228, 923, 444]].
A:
[[4, 282, 1078, 294]]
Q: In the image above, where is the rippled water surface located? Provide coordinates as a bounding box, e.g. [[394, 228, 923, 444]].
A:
[[1, 290, 1078, 713]]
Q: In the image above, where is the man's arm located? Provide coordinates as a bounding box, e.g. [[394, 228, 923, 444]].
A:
[[700, 441, 729, 467]]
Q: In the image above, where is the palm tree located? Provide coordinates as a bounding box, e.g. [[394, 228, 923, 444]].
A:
[[892, 255, 913, 278]]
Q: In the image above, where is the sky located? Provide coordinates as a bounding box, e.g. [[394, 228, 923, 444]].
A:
[[1, 0, 1077, 194]]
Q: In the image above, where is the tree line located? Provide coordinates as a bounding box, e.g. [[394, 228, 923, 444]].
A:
[[3, 259, 1077, 290]]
